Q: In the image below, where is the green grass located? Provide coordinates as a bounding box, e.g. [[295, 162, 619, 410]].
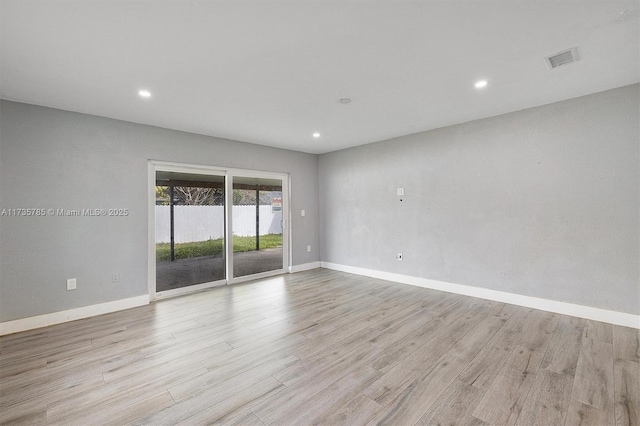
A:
[[156, 234, 283, 262]]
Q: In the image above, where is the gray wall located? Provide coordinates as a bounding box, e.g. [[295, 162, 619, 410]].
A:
[[0, 101, 319, 322], [319, 84, 639, 315], [2, 84, 638, 323]]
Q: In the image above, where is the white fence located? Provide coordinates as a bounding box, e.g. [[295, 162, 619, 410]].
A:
[[155, 205, 282, 243]]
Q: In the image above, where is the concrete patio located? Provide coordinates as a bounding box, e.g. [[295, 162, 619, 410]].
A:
[[155, 248, 283, 292]]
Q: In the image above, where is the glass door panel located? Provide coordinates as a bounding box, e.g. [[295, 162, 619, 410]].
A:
[[155, 171, 225, 292], [232, 176, 284, 278]]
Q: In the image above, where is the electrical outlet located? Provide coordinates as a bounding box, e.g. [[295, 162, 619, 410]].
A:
[[67, 278, 77, 290], [397, 253, 403, 261], [307, 245, 312, 252], [112, 273, 120, 283]]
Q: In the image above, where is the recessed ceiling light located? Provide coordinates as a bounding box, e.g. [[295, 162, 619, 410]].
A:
[[474, 80, 488, 89], [338, 98, 352, 104], [138, 90, 151, 98], [313, 132, 320, 138]]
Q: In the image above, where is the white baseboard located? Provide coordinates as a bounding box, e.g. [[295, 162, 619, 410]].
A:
[[0, 295, 150, 336], [321, 262, 640, 329], [289, 261, 321, 273], [4, 265, 636, 335]]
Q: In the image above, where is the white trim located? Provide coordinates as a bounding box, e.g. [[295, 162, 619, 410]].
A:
[[0, 295, 149, 336], [148, 160, 227, 175], [148, 162, 157, 301], [231, 269, 286, 285], [320, 262, 640, 329], [154, 279, 227, 300], [289, 261, 321, 273], [225, 172, 234, 282]]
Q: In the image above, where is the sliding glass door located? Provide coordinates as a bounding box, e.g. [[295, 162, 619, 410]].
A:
[[231, 176, 285, 279], [155, 171, 226, 294], [150, 163, 288, 298]]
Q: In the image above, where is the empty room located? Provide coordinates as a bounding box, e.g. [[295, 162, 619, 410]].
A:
[[0, 1, 638, 425]]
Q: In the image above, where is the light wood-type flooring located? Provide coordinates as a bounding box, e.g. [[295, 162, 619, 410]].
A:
[[1, 269, 638, 425]]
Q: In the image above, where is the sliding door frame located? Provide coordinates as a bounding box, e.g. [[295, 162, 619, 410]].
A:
[[227, 171, 289, 285], [148, 160, 290, 301]]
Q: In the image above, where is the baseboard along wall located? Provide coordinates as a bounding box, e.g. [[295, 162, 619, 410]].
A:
[[3, 262, 637, 336], [321, 262, 640, 329]]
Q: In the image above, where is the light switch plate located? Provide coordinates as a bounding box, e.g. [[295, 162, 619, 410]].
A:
[[67, 278, 77, 290]]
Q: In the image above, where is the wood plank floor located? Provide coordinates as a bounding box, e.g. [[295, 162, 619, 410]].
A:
[[1, 269, 638, 425]]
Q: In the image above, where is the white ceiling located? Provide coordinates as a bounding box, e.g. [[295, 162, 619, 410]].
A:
[[1, 1, 638, 154]]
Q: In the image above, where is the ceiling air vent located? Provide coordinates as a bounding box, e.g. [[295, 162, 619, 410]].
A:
[[545, 47, 580, 69]]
